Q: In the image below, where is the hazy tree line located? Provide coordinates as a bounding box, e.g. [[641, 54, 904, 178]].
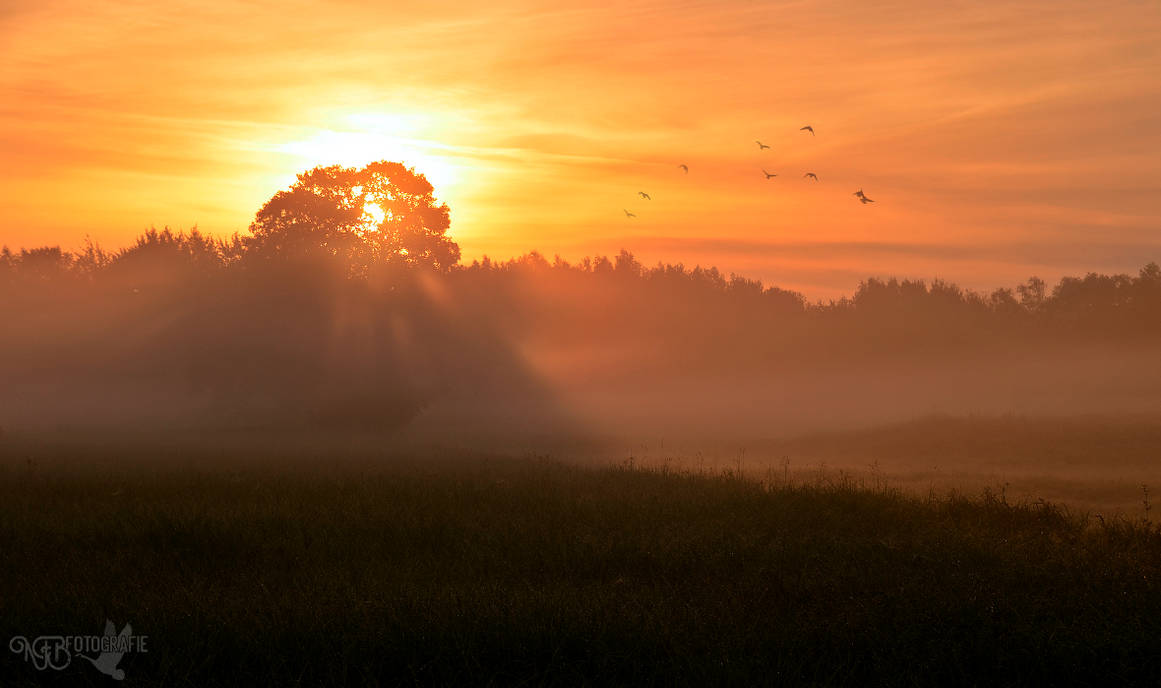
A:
[[2, 161, 1159, 436], [458, 250, 1161, 328], [5, 235, 1159, 336]]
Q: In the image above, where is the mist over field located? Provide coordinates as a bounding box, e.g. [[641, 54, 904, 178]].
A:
[[6, 237, 1161, 435], [415, 252, 1161, 444], [4, 222, 1161, 516]]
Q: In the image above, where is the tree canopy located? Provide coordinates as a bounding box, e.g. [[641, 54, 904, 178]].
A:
[[246, 161, 459, 273]]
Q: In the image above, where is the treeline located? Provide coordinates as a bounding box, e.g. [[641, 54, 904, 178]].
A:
[[459, 250, 1161, 332], [5, 232, 1160, 334]]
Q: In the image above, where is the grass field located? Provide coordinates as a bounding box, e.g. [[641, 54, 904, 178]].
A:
[[2, 439, 1161, 686]]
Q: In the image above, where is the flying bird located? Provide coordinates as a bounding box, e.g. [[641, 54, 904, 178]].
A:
[[763, 169, 778, 179], [678, 164, 689, 174], [624, 209, 636, 218], [638, 191, 651, 200], [800, 125, 815, 136], [756, 140, 771, 150], [81, 621, 131, 680], [804, 172, 818, 181]]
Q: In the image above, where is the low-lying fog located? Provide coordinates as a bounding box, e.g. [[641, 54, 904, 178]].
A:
[[4, 247, 1160, 512]]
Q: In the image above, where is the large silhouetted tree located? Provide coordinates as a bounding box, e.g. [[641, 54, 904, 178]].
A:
[[246, 161, 459, 274]]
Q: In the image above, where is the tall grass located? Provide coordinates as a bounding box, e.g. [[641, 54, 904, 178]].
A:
[[1, 447, 1160, 686]]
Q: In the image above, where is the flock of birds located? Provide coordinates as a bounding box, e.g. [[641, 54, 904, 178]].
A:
[[623, 125, 875, 219]]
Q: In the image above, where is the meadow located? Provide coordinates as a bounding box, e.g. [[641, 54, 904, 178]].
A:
[[3, 433, 1161, 686]]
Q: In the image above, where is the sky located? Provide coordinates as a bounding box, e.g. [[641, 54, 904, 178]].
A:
[[1, 0, 1159, 298]]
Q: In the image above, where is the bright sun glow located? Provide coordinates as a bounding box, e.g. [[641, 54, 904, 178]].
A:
[[275, 112, 461, 196], [362, 198, 386, 228]]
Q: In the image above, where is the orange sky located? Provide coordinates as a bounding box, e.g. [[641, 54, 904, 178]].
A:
[[2, 0, 1159, 298]]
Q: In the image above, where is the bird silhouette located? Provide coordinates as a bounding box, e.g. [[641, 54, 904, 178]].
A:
[[756, 140, 771, 150], [678, 164, 689, 174], [804, 172, 818, 181], [638, 191, 651, 200], [763, 169, 778, 179], [81, 621, 131, 680], [624, 209, 636, 218], [800, 125, 815, 136]]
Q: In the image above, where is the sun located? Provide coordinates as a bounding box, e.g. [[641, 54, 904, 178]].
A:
[[362, 197, 386, 228], [275, 112, 461, 195]]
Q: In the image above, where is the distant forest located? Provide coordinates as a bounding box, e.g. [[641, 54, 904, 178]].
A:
[[4, 228, 1160, 337], [3, 162, 1160, 436]]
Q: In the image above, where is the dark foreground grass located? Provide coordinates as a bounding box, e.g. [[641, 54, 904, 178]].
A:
[[2, 448, 1160, 686]]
